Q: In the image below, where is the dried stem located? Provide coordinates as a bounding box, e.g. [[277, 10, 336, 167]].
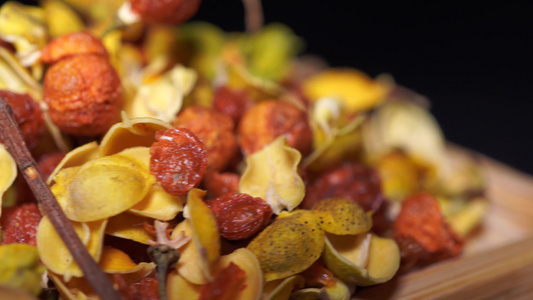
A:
[[242, 0, 263, 33], [0, 97, 122, 300]]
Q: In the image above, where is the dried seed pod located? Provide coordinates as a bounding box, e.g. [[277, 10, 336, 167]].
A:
[[172, 105, 237, 172], [130, 0, 202, 25], [149, 128, 207, 196], [207, 193, 272, 240], [238, 99, 313, 156], [40, 31, 109, 64], [0, 90, 44, 149], [43, 54, 122, 136]]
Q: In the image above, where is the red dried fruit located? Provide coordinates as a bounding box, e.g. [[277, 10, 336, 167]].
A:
[[302, 162, 384, 212], [300, 260, 336, 287], [238, 99, 313, 156], [212, 86, 253, 125], [150, 128, 207, 196], [115, 274, 159, 300], [43, 54, 122, 136], [203, 171, 240, 199], [131, 0, 202, 25], [198, 262, 246, 300], [0, 203, 42, 246], [172, 105, 238, 172], [206, 193, 272, 240], [393, 193, 464, 269], [0, 90, 44, 149], [40, 31, 109, 64]]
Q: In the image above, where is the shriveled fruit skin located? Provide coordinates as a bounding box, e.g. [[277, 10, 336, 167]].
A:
[[1, 203, 42, 246], [207, 193, 272, 240], [150, 128, 207, 196], [43, 54, 122, 136], [0, 90, 44, 149], [131, 0, 202, 25], [393, 193, 464, 269], [238, 99, 313, 156]]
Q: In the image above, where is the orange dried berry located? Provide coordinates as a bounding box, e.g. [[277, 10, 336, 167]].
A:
[[393, 193, 464, 269], [131, 0, 202, 25], [213, 86, 253, 125], [172, 105, 238, 172], [238, 99, 313, 156], [207, 193, 273, 240], [0, 90, 44, 149], [0, 203, 42, 246], [302, 162, 384, 212], [203, 171, 240, 199], [150, 127, 207, 196], [43, 54, 122, 136], [198, 262, 246, 300], [40, 31, 109, 64]]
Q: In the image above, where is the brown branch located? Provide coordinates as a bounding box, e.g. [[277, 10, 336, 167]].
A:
[[0, 97, 122, 300], [242, 0, 264, 33]]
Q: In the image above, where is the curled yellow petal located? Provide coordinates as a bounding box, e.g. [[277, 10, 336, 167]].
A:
[[247, 210, 324, 281], [47, 141, 99, 185], [37, 216, 107, 280], [239, 136, 305, 214], [0, 144, 17, 215], [173, 219, 206, 285], [167, 270, 202, 300], [312, 198, 372, 235], [105, 213, 153, 245], [99, 246, 155, 275], [0, 47, 42, 100], [52, 154, 154, 222], [129, 184, 186, 221]]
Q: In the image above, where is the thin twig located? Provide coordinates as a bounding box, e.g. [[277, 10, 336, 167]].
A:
[[242, 0, 264, 33], [0, 97, 122, 300]]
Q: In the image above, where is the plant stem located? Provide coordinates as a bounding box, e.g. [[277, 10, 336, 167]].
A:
[[0, 97, 122, 300]]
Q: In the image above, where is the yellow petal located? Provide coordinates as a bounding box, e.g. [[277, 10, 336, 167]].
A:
[[247, 210, 324, 281], [186, 188, 220, 282], [263, 275, 304, 300], [48, 271, 98, 300], [173, 219, 207, 285], [47, 141, 99, 185], [129, 183, 186, 221], [167, 271, 202, 300], [0, 244, 45, 296], [52, 154, 154, 222], [105, 213, 153, 245], [99, 246, 155, 275], [0, 144, 17, 216], [239, 136, 305, 214], [311, 198, 372, 235], [0, 47, 42, 100], [37, 216, 107, 279], [43, 0, 84, 38], [99, 114, 171, 157]]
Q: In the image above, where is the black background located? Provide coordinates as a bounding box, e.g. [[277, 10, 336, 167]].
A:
[[192, 0, 533, 175], [7, 0, 533, 174]]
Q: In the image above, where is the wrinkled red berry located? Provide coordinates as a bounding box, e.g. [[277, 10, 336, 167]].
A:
[[0, 90, 44, 149], [1, 203, 42, 246]]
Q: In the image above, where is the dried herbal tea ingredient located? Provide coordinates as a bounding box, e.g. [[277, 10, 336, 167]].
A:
[[0, 90, 44, 149]]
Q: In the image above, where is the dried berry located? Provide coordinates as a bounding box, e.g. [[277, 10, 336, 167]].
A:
[[43, 54, 122, 136], [131, 0, 202, 25], [0, 90, 44, 149], [198, 262, 246, 300], [17, 152, 65, 204], [40, 31, 109, 64], [238, 99, 313, 156], [207, 193, 272, 240], [172, 105, 237, 172], [203, 171, 240, 199], [302, 162, 384, 212], [150, 128, 207, 196], [393, 193, 464, 270], [1, 203, 42, 246], [300, 260, 336, 287], [213, 86, 253, 125], [115, 274, 159, 300]]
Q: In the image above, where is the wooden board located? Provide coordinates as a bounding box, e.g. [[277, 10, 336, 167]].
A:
[[355, 148, 533, 299]]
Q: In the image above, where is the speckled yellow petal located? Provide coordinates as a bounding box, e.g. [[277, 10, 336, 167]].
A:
[[99, 114, 171, 157], [263, 275, 304, 300], [52, 154, 154, 222], [311, 198, 372, 235], [105, 213, 153, 245], [99, 246, 155, 274], [37, 216, 107, 280], [215, 248, 263, 300], [302, 68, 389, 113], [47, 141, 99, 185], [238, 136, 305, 214], [167, 270, 202, 300], [186, 188, 220, 282], [127, 65, 196, 122], [129, 183, 186, 221], [323, 233, 400, 286], [0, 144, 17, 216], [173, 219, 206, 285], [247, 210, 324, 281]]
